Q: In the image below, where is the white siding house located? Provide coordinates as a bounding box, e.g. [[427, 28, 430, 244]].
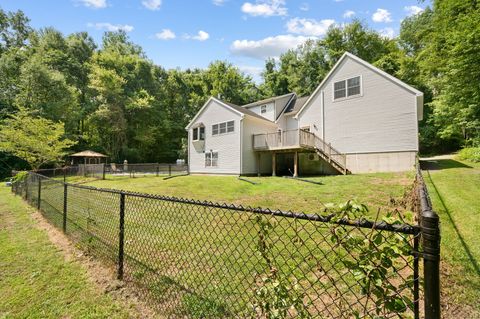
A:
[[186, 52, 424, 175]]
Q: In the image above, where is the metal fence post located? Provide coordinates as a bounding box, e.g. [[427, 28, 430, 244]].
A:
[[422, 208, 441, 319], [63, 183, 68, 233], [24, 176, 28, 201], [169, 164, 172, 176], [102, 163, 106, 180], [37, 177, 42, 210], [63, 168, 67, 183], [156, 163, 159, 177], [117, 192, 126, 280]]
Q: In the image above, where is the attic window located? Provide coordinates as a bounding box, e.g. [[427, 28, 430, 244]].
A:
[[261, 105, 267, 114], [334, 76, 361, 100]]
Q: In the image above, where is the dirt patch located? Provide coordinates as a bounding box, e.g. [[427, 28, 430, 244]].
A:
[[30, 210, 162, 319], [440, 261, 480, 319]]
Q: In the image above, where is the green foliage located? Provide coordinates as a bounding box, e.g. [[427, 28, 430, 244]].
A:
[[182, 294, 227, 318], [326, 201, 414, 318], [0, 107, 76, 169], [457, 147, 480, 163], [260, 21, 396, 97], [12, 170, 28, 183], [253, 216, 309, 318]]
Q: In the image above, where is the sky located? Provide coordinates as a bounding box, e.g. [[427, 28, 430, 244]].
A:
[[1, 0, 428, 82]]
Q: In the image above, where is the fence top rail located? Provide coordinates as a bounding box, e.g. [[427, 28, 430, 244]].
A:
[[21, 171, 420, 235]]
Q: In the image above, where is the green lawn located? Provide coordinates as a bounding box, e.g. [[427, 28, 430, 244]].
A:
[[86, 172, 414, 219], [422, 158, 480, 316], [0, 186, 135, 319], [23, 171, 417, 317]]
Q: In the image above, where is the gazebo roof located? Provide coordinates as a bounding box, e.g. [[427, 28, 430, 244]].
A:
[[70, 150, 107, 158]]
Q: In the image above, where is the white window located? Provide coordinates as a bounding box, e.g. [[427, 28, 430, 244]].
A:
[[333, 76, 361, 100], [192, 126, 205, 141], [205, 151, 218, 167], [261, 105, 267, 114], [227, 120, 234, 133], [212, 120, 234, 136]]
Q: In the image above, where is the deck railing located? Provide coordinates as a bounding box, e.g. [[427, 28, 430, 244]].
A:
[[253, 129, 347, 172], [252, 129, 300, 149]]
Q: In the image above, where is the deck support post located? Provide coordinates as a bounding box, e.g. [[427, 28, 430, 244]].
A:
[[272, 152, 276, 177], [293, 151, 298, 177]]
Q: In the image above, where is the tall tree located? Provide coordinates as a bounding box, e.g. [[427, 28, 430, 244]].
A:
[[0, 108, 76, 169]]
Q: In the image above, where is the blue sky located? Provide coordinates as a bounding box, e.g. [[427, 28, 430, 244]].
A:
[[2, 0, 428, 82]]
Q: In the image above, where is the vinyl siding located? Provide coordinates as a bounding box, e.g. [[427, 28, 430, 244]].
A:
[[298, 56, 418, 153], [298, 91, 324, 138], [245, 102, 275, 121], [188, 99, 242, 174], [241, 116, 278, 175]]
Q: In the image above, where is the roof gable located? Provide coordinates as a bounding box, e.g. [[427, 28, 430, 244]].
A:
[[295, 52, 423, 118], [185, 97, 274, 130]]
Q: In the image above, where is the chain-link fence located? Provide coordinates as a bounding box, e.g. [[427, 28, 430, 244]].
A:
[[11, 170, 441, 318], [106, 163, 188, 178], [28, 164, 105, 182]]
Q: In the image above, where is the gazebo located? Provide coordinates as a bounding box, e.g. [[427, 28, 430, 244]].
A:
[[70, 150, 108, 165]]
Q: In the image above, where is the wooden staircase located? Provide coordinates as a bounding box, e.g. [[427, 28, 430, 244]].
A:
[[299, 130, 349, 175]]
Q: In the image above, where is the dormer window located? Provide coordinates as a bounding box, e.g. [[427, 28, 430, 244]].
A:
[[333, 76, 361, 100], [261, 105, 267, 114], [192, 126, 205, 141]]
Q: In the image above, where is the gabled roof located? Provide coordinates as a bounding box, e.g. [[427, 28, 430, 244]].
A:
[[284, 95, 310, 116], [185, 97, 275, 130], [242, 92, 295, 108], [295, 52, 423, 118]]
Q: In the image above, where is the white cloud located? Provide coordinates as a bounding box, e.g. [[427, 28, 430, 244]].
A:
[[155, 29, 175, 40], [238, 65, 263, 82], [142, 0, 162, 10], [184, 30, 210, 41], [87, 22, 134, 32], [379, 27, 395, 39], [230, 35, 313, 60], [404, 5, 423, 16], [343, 10, 355, 18], [78, 0, 107, 9], [300, 3, 309, 11], [241, 0, 287, 17], [286, 18, 335, 36], [372, 8, 392, 23], [212, 0, 226, 5]]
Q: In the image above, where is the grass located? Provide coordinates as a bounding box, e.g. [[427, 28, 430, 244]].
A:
[[85, 172, 414, 219], [0, 186, 134, 319], [15, 171, 418, 317], [421, 158, 480, 315]]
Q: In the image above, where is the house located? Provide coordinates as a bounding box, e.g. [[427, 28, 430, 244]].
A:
[[185, 52, 424, 176]]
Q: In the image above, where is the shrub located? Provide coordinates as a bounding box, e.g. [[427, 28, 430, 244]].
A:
[[457, 147, 480, 163]]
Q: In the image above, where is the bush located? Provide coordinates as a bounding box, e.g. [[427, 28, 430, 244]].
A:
[[457, 147, 480, 163]]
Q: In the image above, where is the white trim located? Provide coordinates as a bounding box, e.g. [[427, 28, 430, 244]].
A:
[[211, 120, 235, 137], [239, 118, 243, 175], [185, 97, 244, 130], [331, 75, 363, 102], [294, 52, 423, 119]]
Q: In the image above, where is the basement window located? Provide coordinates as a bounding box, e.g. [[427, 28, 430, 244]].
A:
[[333, 76, 361, 100]]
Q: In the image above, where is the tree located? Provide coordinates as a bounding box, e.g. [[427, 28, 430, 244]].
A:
[[261, 21, 397, 97], [0, 108, 76, 169]]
